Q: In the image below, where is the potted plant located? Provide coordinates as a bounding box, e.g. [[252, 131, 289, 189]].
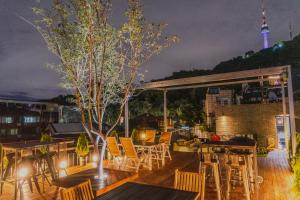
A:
[[40, 133, 53, 154], [40, 133, 57, 180], [75, 133, 90, 166]]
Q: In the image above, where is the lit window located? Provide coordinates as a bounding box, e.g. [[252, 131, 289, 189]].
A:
[[9, 129, 18, 135], [24, 116, 40, 123], [0, 116, 13, 124]]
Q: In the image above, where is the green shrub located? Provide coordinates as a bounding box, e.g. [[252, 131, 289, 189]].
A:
[[75, 133, 89, 157], [40, 133, 53, 154], [131, 128, 138, 143], [110, 130, 119, 140]]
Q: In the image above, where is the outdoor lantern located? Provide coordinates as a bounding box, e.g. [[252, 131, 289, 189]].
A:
[[140, 132, 146, 140], [92, 154, 98, 162], [18, 167, 29, 179], [59, 160, 68, 177], [59, 160, 68, 169]]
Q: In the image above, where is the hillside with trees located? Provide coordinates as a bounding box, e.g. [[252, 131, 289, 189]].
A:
[[161, 34, 300, 80], [131, 34, 300, 128]]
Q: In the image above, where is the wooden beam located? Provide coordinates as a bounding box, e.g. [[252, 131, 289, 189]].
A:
[[143, 66, 288, 89], [163, 90, 167, 132], [158, 78, 271, 91], [287, 66, 297, 156], [281, 81, 289, 152]]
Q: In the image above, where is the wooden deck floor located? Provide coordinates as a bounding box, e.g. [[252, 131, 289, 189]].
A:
[[0, 150, 297, 200], [134, 150, 298, 200]]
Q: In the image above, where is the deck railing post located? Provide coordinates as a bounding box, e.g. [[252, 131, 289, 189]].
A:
[[164, 90, 168, 132], [281, 79, 289, 153], [125, 98, 129, 137]]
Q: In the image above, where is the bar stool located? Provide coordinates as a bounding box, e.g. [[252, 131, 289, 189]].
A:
[[230, 148, 254, 192], [200, 152, 221, 200], [225, 153, 251, 200]]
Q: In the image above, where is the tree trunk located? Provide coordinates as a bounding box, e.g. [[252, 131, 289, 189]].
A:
[[95, 139, 107, 179]]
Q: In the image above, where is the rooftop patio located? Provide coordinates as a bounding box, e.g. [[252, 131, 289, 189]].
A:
[[0, 66, 298, 200], [0, 148, 296, 200]]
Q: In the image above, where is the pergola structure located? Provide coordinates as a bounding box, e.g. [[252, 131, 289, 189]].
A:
[[124, 65, 297, 155]]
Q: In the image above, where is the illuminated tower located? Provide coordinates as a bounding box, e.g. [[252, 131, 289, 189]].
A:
[[261, 0, 270, 49]]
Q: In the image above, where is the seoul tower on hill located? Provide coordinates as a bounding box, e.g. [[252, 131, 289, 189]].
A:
[[261, 0, 270, 49]]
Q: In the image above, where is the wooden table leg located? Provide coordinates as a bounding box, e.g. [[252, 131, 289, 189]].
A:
[[162, 144, 166, 167], [253, 146, 259, 200]]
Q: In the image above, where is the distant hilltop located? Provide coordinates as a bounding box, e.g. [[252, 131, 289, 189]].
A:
[[0, 94, 38, 102], [158, 34, 300, 81]]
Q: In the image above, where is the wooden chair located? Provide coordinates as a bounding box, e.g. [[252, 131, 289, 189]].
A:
[[145, 130, 156, 142], [174, 168, 206, 200], [159, 132, 172, 160], [60, 179, 94, 200], [120, 137, 144, 172], [106, 137, 123, 167]]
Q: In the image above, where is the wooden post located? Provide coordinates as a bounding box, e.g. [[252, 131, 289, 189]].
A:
[[281, 80, 289, 152], [14, 150, 18, 200], [253, 144, 259, 200], [164, 90, 168, 132], [287, 66, 297, 156], [125, 99, 129, 137]]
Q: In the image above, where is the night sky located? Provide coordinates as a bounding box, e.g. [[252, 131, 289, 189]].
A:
[[0, 0, 300, 99]]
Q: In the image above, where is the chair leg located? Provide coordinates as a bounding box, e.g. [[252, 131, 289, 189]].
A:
[[247, 155, 254, 192], [167, 148, 172, 160], [213, 164, 221, 200], [226, 166, 232, 200], [122, 157, 128, 169], [135, 159, 141, 172], [242, 166, 251, 200], [201, 166, 206, 200], [117, 157, 122, 169]]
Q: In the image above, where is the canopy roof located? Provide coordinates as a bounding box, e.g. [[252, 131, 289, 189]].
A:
[[142, 65, 289, 90]]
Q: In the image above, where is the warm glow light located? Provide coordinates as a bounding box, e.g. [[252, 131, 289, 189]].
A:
[[18, 167, 29, 178], [268, 75, 281, 80], [59, 170, 67, 177], [92, 154, 98, 162], [140, 133, 146, 140], [59, 160, 68, 169]]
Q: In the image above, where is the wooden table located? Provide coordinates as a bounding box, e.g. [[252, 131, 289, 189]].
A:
[[199, 140, 258, 200], [95, 182, 198, 200], [134, 141, 166, 170]]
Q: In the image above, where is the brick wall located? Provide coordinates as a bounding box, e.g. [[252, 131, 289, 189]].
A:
[[215, 102, 300, 146]]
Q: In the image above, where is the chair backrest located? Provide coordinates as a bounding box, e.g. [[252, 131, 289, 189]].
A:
[[60, 179, 94, 200], [159, 132, 172, 145], [120, 137, 137, 159], [107, 137, 121, 157], [174, 169, 205, 200], [145, 130, 156, 142]]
